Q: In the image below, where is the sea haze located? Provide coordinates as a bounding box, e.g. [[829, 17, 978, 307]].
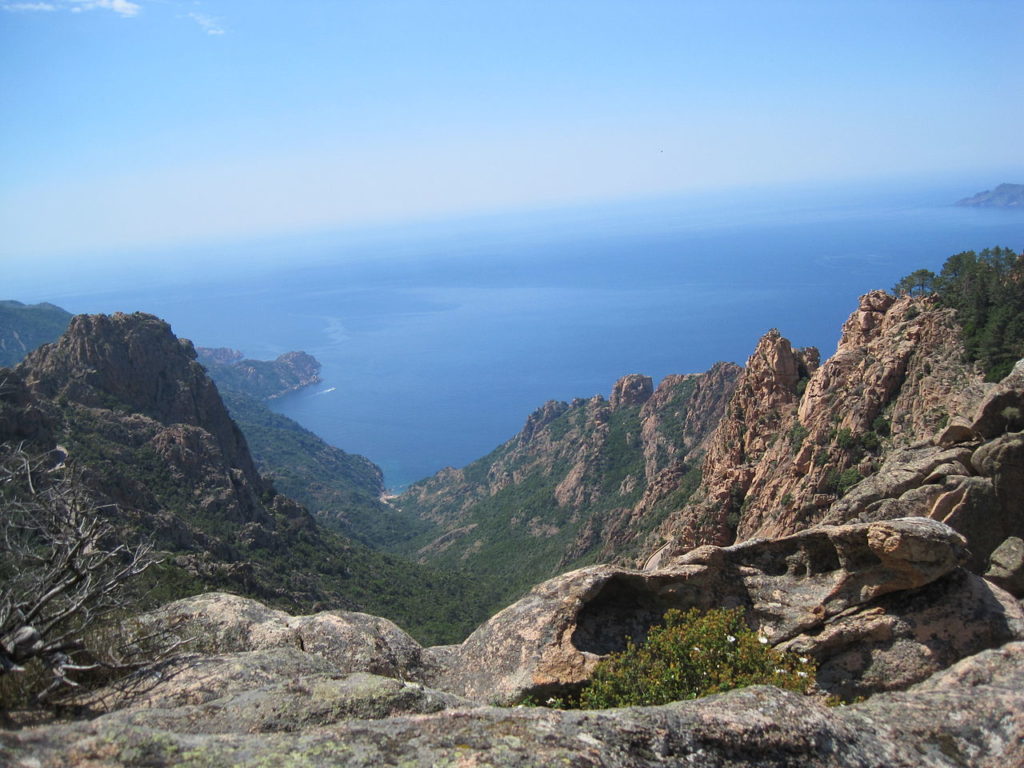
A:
[[30, 178, 1024, 489]]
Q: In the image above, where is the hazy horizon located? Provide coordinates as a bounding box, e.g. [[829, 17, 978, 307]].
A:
[[3, 0, 1022, 271]]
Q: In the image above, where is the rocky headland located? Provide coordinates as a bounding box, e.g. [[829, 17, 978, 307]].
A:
[[956, 182, 1024, 208], [196, 347, 322, 400]]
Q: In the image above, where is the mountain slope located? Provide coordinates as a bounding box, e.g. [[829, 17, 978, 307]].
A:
[[218, 389, 432, 547], [0, 300, 71, 367], [395, 362, 740, 607]]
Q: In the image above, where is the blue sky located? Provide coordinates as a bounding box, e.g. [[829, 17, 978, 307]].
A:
[[1, 0, 1022, 263]]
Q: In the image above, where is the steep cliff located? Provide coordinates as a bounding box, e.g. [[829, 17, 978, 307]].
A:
[[395, 362, 740, 607], [646, 292, 995, 561], [0, 313, 490, 643]]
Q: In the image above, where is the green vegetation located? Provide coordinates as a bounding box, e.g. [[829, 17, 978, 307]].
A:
[[0, 300, 71, 366], [541, 607, 816, 709], [894, 247, 1024, 380], [823, 466, 863, 497]]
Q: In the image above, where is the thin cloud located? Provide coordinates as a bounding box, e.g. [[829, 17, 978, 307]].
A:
[[4, 1, 227, 33], [2, 3, 58, 11], [187, 11, 224, 35], [70, 0, 141, 17]]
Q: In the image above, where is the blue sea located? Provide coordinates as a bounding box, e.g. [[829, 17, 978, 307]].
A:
[[18, 176, 1024, 490]]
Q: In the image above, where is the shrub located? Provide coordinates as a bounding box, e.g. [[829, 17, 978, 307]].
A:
[[576, 607, 816, 709], [860, 431, 881, 453], [834, 427, 856, 450]]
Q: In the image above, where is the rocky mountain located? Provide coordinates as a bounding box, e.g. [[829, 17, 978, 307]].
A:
[[956, 182, 1024, 208], [195, 347, 321, 400], [645, 290, 1022, 575], [395, 362, 740, 608], [0, 299, 424, 562], [0, 300, 71, 367], [0, 313, 490, 644]]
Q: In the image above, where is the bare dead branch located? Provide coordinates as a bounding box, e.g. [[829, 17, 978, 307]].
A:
[[0, 443, 174, 706]]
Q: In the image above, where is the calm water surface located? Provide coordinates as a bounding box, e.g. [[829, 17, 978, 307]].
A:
[[26, 179, 1024, 488]]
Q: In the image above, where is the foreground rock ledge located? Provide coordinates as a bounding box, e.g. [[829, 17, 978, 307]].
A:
[[4, 642, 1023, 768], [95, 518, 1022, 708]]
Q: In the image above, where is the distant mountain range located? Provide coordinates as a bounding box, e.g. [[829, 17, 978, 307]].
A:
[[956, 182, 1024, 208]]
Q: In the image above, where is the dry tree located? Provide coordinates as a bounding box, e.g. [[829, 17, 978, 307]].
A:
[[0, 443, 183, 708]]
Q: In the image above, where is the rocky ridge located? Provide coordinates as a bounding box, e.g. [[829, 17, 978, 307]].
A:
[[396, 361, 741, 605]]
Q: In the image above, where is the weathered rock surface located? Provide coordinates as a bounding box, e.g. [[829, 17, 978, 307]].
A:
[[987, 536, 1024, 597], [432, 518, 1021, 704], [609, 373, 653, 410], [819, 424, 1024, 571], [141, 592, 430, 682], [6, 643, 1024, 767], [100, 663, 472, 733], [4, 519, 1022, 766]]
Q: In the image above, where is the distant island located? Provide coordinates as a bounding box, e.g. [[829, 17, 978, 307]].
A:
[[956, 182, 1024, 208]]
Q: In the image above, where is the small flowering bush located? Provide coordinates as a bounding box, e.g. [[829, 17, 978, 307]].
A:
[[576, 606, 816, 709]]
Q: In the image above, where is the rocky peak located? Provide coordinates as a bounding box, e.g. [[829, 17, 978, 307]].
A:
[[518, 400, 571, 446], [20, 312, 258, 483], [610, 374, 653, 410]]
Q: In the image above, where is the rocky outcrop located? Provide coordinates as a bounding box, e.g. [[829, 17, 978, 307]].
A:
[[986, 536, 1024, 597], [820, 429, 1024, 572], [609, 373, 653, 410], [438, 518, 1021, 704], [648, 293, 992, 557], [395, 363, 741, 607], [4, 517, 1022, 766], [130, 592, 433, 689]]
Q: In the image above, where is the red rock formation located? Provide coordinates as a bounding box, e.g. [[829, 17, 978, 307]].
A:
[[646, 292, 991, 560]]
